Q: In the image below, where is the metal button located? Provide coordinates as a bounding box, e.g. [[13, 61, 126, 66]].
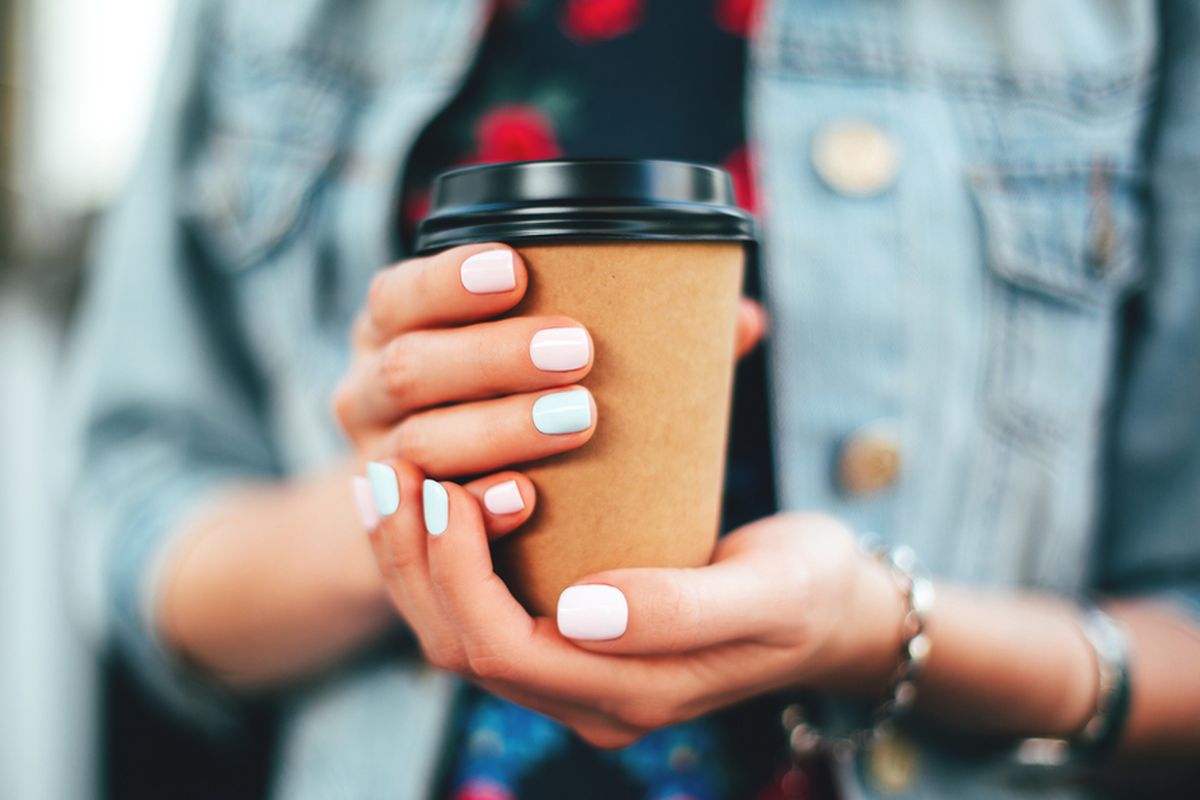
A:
[[838, 423, 902, 496], [812, 121, 898, 197]]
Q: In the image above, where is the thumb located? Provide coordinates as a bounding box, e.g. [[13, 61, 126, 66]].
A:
[[555, 558, 776, 655]]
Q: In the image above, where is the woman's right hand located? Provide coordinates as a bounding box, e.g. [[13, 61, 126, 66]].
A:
[[333, 242, 600, 479]]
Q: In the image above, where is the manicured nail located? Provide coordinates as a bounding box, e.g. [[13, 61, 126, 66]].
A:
[[530, 327, 590, 372], [483, 479, 525, 515], [557, 585, 628, 641], [423, 479, 449, 536], [532, 388, 592, 435], [460, 249, 516, 294], [351, 476, 381, 529], [367, 462, 400, 517]]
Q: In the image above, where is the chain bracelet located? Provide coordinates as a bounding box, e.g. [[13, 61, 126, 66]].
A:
[[781, 536, 935, 761]]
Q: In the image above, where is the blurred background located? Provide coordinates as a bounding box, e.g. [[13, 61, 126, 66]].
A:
[[2, 2, 273, 798]]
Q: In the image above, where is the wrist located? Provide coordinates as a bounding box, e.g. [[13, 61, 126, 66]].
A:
[[813, 548, 908, 695]]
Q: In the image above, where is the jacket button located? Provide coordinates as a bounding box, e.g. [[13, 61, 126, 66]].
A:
[[838, 423, 902, 496], [812, 121, 898, 197]]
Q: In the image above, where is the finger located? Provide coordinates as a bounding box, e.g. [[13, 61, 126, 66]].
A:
[[347, 317, 593, 424], [366, 243, 527, 339], [423, 481, 535, 659], [462, 471, 537, 539], [386, 386, 597, 478], [554, 559, 777, 655], [734, 297, 768, 359], [362, 460, 438, 619]]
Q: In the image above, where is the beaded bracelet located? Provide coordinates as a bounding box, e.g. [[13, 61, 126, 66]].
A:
[[781, 537, 935, 761]]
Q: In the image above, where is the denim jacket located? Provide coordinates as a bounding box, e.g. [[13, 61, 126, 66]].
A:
[[65, 1, 1200, 797]]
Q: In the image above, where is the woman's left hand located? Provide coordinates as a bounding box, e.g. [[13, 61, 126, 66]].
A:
[[365, 458, 906, 748]]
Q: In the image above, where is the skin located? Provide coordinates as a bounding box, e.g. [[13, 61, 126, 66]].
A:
[[162, 243, 1200, 764]]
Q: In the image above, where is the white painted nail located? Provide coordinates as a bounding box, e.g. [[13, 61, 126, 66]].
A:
[[530, 327, 590, 372], [483, 479, 525, 515], [557, 585, 628, 641], [460, 249, 516, 294], [351, 476, 381, 530]]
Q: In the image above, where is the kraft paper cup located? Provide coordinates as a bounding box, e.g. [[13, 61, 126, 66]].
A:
[[415, 159, 755, 615]]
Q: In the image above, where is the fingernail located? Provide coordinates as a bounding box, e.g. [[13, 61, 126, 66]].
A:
[[483, 479, 525, 515], [532, 388, 592, 435], [557, 585, 628, 641], [367, 462, 400, 517], [530, 327, 590, 372], [423, 479, 449, 536], [351, 476, 381, 529], [460, 249, 516, 294]]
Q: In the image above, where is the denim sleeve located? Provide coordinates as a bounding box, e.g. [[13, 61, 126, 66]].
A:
[[1097, 1, 1200, 625], [62, 0, 280, 723]]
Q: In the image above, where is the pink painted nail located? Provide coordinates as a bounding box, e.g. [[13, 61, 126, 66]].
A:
[[530, 327, 590, 372], [483, 479, 525, 515], [351, 476, 381, 530], [557, 585, 628, 640], [460, 249, 516, 294]]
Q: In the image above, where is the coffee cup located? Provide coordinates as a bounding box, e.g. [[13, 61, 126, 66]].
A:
[[415, 159, 755, 616]]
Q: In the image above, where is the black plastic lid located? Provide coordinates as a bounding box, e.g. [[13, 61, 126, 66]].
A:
[[414, 158, 756, 254]]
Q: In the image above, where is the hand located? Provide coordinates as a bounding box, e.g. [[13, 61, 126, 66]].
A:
[[364, 458, 905, 749], [334, 243, 767, 478]]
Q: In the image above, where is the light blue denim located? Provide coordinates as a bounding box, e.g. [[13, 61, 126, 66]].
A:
[[63, 1, 1200, 798]]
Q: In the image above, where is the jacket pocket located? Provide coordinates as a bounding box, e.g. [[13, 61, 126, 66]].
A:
[[969, 160, 1147, 452], [182, 41, 362, 272]]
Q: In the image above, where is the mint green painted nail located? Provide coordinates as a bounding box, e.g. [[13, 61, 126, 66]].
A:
[[423, 479, 449, 536], [367, 462, 400, 516], [532, 388, 592, 435]]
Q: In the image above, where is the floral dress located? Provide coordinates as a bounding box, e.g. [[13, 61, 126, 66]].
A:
[[400, 2, 826, 798]]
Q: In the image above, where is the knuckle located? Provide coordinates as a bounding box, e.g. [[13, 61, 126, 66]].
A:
[[426, 647, 466, 675], [391, 418, 430, 465], [465, 649, 514, 682], [366, 272, 392, 322], [385, 534, 420, 574], [331, 381, 355, 429], [380, 337, 419, 397], [658, 575, 701, 653], [351, 313, 374, 344], [413, 258, 439, 301], [470, 327, 509, 392]]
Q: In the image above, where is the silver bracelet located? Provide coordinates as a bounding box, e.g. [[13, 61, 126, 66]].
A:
[[782, 537, 936, 761], [1014, 606, 1132, 767]]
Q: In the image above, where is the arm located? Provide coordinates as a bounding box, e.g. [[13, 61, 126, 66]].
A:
[[63, 0, 391, 698], [155, 463, 395, 687], [917, 587, 1200, 753]]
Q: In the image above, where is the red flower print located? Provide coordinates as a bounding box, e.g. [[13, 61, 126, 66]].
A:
[[723, 145, 760, 216], [473, 105, 563, 164], [715, 0, 762, 37], [562, 0, 643, 43]]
